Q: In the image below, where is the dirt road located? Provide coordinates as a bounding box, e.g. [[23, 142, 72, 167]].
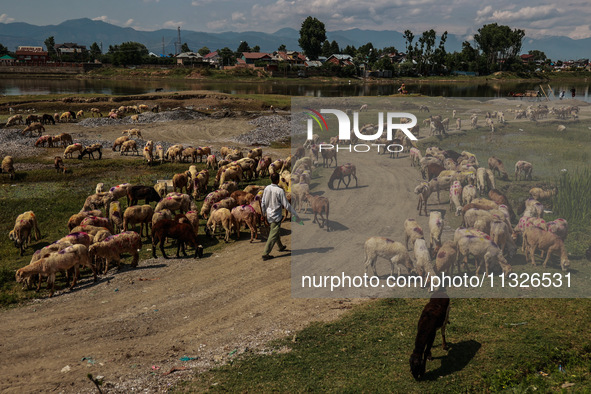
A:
[[0, 226, 362, 393]]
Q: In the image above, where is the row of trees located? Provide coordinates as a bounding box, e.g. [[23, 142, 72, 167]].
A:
[[297, 16, 546, 76]]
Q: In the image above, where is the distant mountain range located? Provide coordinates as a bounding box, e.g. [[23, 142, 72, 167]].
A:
[[0, 18, 589, 61]]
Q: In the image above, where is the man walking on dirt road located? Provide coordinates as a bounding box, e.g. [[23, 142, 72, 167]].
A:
[[261, 172, 301, 260]]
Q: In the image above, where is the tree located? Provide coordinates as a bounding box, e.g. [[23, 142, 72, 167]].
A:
[[237, 41, 250, 54], [89, 42, 101, 61], [198, 46, 210, 56], [278, 44, 286, 52], [474, 23, 525, 72], [252, 45, 260, 52], [45, 36, 57, 60], [108, 42, 149, 66], [0, 43, 9, 56], [343, 45, 357, 57], [181, 42, 191, 53], [321, 40, 331, 57], [528, 50, 547, 62], [329, 40, 340, 55], [219, 47, 236, 66], [298, 16, 326, 60], [403, 30, 415, 59]]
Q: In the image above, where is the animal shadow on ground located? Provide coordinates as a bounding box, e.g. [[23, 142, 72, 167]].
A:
[[291, 246, 334, 256], [422, 339, 481, 381], [308, 182, 322, 190], [331, 184, 368, 190], [322, 220, 349, 231]]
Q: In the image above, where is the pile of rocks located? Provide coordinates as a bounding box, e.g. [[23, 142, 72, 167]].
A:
[[232, 115, 292, 146]]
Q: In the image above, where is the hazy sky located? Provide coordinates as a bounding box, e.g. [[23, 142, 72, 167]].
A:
[[1, 0, 590, 39]]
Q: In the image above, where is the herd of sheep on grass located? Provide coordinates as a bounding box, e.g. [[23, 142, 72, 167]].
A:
[[6, 130, 322, 297]]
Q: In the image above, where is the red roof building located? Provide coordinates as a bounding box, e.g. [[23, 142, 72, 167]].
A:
[[15, 46, 48, 64]]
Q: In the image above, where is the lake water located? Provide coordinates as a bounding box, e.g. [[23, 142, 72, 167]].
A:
[[1, 77, 590, 101]]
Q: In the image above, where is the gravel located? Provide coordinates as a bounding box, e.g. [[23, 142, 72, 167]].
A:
[[78, 109, 206, 128], [232, 114, 293, 146]]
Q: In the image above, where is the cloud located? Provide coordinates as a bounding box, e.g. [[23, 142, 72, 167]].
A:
[[567, 24, 591, 39], [124, 19, 134, 27], [163, 20, 185, 28], [0, 13, 15, 23], [476, 5, 562, 24], [191, 0, 215, 5], [92, 15, 116, 24], [232, 12, 246, 23]]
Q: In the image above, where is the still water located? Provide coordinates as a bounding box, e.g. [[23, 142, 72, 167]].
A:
[[1, 77, 590, 101]]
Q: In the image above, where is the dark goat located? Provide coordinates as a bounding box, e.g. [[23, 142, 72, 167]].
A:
[[42, 114, 56, 125], [127, 185, 161, 206], [410, 290, 450, 380], [423, 163, 445, 181], [151, 219, 203, 259], [68, 110, 77, 119]]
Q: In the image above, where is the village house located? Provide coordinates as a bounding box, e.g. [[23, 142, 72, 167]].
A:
[[15, 46, 48, 64]]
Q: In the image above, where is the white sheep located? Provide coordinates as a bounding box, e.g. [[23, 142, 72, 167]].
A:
[[413, 239, 437, 281], [456, 233, 512, 275], [449, 181, 463, 216], [428, 211, 443, 252], [88, 231, 142, 273], [123, 204, 154, 237], [404, 218, 425, 251], [462, 184, 477, 205], [363, 236, 414, 277]]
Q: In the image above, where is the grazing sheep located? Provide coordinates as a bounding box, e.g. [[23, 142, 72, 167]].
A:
[[529, 187, 557, 201], [210, 197, 238, 213], [70, 225, 109, 237], [152, 219, 203, 259], [78, 143, 103, 160], [120, 140, 139, 155], [410, 290, 450, 381], [152, 209, 172, 228], [109, 201, 123, 233], [231, 205, 258, 242], [268, 159, 284, 175], [462, 184, 477, 205], [90, 108, 103, 117], [490, 220, 517, 258], [123, 204, 154, 237], [59, 112, 72, 122], [64, 143, 84, 159], [303, 192, 330, 231], [328, 163, 358, 190], [456, 234, 512, 275], [9, 211, 41, 256], [109, 183, 132, 205], [67, 210, 102, 231], [130, 114, 139, 123], [449, 181, 463, 216], [488, 156, 509, 180], [1, 156, 16, 180], [231, 190, 255, 206], [22, 122, 45, 137], [192, 170, 210, 200], [155, 192, 195, 215], [76, 110, 84, 118], [199, 190, 231, 218], [15, 244, 96, 297], [363, 237, 414, 277], [523, 227, 569, 271], [112, 136, 130, 151], [82, 192, 114, 214], [434, 241, 459, 275], [55, 133, 73, 147], [5, 114, 23, 127], [34, 135, 53, 147], [88, 231, 142, 273], [522, 197, 544, 218], [173, 172, 190, 193], [547, 218, 568, 241], [256, 156, 272, 177], [515, 160, 533, 181], [80, 216, 113, 233], [206, 154, 218, 170], [488, 189, 515, 220], [413, 239, 437, 280], [404, 219, 424, 251], [428, 211, 444, 253], [205, 208, 237, 242], [123, 128, 142, 139], [155, 144, 165, 164]]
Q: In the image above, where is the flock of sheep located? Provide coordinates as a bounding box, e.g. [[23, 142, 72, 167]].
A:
[[8, 131, 320, 297]]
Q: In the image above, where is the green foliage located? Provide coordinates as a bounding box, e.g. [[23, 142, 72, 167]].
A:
[[277, 44, 286, 52], [181, 42, 191, 53], [108, 41, 149, 66], [89, 42, 101, 61], [252, 45, 260, 52], [298, 16, 326, 60], [553, 169, 591, 226], [0, 42, 9, 56], [44, 36, 57, 61], [474, 23, 525, 73], [218, 47, 236, 67], [236, 41, 250, 54], [198, 46, 210, 56]]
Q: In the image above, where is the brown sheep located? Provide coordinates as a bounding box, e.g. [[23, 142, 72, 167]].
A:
[[112, 135, 130, 151], [123, 204, 154, 237], [152, 219, 203, 259], [303, 192, 330, 231], [230, 190, 255, 206], [80, 216, 113, 233], [231, 205, 258, 242], [9, 211, 42, 256], [1, 156, 16, 180], [523, 227, 569, 271], [88, 231, 142, 273], [173, 172, 190, 193], [16, 244, 96, 297], [120, 140, 139, 155], [206, 207, 237, 242]]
